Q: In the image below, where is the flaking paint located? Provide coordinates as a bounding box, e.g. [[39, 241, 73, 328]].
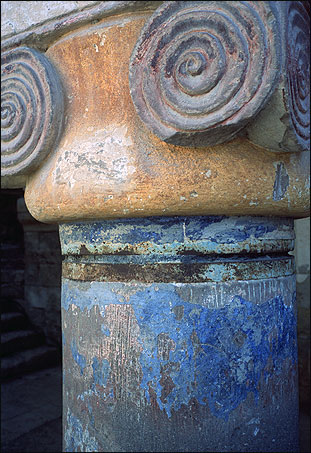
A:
[[61, 216, 298, 451], [62, 277, 298, 451], [59, 215, 295, 256]]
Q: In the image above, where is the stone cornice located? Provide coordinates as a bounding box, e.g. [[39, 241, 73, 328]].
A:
[[1, 1, 163, 52]]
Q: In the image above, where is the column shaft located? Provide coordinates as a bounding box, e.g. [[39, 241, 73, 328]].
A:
[[60, 216, 298, 452]]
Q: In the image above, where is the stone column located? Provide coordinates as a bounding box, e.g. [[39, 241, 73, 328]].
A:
[[1, 1, 310, 452], [59, 215, 299, 452]]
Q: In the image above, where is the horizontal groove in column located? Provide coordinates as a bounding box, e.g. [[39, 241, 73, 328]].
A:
[[62, 256, 294, 283]]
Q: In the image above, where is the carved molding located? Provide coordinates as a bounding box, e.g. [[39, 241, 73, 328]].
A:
[[1, 46, 64, 176], [129, 1, 282, 147]]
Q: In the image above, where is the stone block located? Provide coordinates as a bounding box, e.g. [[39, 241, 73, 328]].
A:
[[25, 262, 60, 287], [39, 263, 61, 287], [296, 274, 311, 310], [24, 262, 40, 286], [24, 232, 61, 265], [0, 283, 24, 300], [25, 285, 60, 309], [1, 1, 98, 37], [23, 285, 61, 344], [1, 268, 24, 284], [38, 231, 61, 255], [24, 231, 40, 253]]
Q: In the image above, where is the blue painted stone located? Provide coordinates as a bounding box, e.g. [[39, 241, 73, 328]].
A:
[[70, 339, 86, 376], [61, 216, 298, 452], [59, 215, 294, 256], [62, 279, 297, 421]]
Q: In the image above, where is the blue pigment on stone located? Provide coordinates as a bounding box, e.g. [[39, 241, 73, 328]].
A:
[[70, 339, 87, 375], [130, 288, 297, 419], [60, 216, 293, 255], [92, 356, 111, 386], [65, 410, 98, 452], [63, 280, 297, 420], [101, 324, 110, 336]]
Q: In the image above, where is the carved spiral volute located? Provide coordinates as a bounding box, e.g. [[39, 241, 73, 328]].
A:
[[129, 1, 281, 147], [1, 47, 64, 176], [285, 1, 310, 151]]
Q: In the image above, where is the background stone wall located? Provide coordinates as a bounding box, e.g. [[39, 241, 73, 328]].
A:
[[1, 192, 61, 379], [0, 190, 24, 302], [294, 217, 311, 409], [17, 198, 62, 347]]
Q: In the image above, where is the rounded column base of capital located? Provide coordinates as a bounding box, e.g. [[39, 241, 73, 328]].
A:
[[60, 216, 299, 453]]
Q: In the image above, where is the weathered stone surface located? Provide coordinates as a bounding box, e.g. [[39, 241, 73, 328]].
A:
[[247, 1, 310, 152], [62, 278, 299, 452], [1, 6, 309, 449], [59, 215, 295, 256], [0, 2, 309, 216], [1, 5, 309, 452], [61, 216, 296, 284], [1, 1, 99, 38], [61, 216, 299, 452], [1, 47, 64, 179], [1, 1, 162, 52], [18, 12, 309, 222], [129, 1, 281, 147], [284, 2, 310, 152]]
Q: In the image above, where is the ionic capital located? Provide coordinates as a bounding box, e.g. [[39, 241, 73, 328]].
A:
[[1, 1, 309, 221]]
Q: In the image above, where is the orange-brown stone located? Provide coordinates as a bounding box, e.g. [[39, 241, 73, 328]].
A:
[[24, 12, 310, 223]]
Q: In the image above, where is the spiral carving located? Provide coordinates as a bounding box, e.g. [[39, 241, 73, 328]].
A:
[[129, 1, 281, 147], [284, 2, 310, 151], [1, 47, 64, 176]]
